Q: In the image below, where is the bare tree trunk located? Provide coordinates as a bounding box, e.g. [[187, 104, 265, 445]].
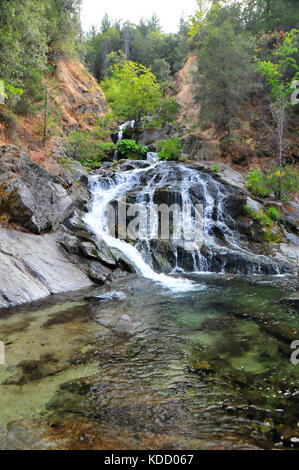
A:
[[123, 26, 130, 59], [43, 86, 48, 147], [277, 103, 285, 167]]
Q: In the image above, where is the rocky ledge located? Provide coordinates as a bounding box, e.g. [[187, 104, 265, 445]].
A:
[[0, 228, 93, 309]]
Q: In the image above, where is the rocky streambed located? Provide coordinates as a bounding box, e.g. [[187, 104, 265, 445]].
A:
[[0, 144, 298, 450], [0, 274, 298, 450]]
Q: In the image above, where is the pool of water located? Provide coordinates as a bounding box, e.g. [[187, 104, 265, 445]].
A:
[[0, 274, 298, 450]]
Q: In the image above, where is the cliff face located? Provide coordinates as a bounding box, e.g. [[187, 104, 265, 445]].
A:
[[174, 55, 299, 171], [0, 60, 108, 173], [174, 54, 200, 126]]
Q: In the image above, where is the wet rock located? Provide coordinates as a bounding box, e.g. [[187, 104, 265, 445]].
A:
[[199, 315, 236, 331], [223, 194, 247, 219], [59, 233, 80, 255], [188, 360, 215, 376], [87, 262, 112, 284], [109, 248, 136, 273], [86, 291, 127, 302], [279, 295, 299, 313], [93, 239, 118, 268], [79, 242, 100, 260]]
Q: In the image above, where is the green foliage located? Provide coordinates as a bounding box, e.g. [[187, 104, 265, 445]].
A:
[[149, 97, 179, 128], [83, 14, 189, 81], [0, 0, 81, 117], [0, 80, 23, 100], [247, 166, 299, 201], [151, 59, 171, 82], [267, 207, 280, 221], [255, 29, 299, 166], [245, 204, 283, 243], [192, 3, 257, 132], [255, 210, 272, 227], [102, 61, 163, 131], [265, 166, 299, 201], [243, 0, 299, 34], [116, 139, 148, 159], [65, 126, 115, 168], [156, 136, 183, 161], [211, 165, 220, 173], [246, 169, 271, 198]]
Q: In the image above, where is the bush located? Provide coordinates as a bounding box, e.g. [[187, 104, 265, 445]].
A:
[[246, 166, 299, 201], [267, 207, 280, 221], [156, 136, 183, 161], [246, 169, 271, 198], [116, 139, 148, 160], [65, 128, 116, 170], [265, 167, 299, 201], [256, 210, 272, 227]]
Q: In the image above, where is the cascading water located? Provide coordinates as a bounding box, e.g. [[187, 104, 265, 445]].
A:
[[113, 121, 135, 161], [84, 159, 282, 291], [84, 163, 197, 292]]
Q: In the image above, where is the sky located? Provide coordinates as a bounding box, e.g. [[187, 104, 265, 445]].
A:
[[81, 0, 198, 33]]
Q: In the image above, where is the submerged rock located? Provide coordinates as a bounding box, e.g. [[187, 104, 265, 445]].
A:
[[85, 291, 127, 302]]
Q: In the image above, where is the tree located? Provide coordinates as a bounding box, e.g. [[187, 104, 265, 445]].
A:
[[243, 0, 299, 33], [192, 4, 256, 133], [256, 29, 299, 166], [102, 61, 163, 134], [151, 59, 171, 82], [82, 14, 190, 81]]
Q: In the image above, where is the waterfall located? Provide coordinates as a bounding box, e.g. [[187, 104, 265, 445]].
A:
[[84, 163, 197, 292], [114, 121, 135, 161], [147, 152, 158, 162], [84, 160, 281, 291]]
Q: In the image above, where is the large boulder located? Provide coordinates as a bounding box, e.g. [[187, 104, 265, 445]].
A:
[[0, 228, 93, 309], [0, 145, 74, 233]]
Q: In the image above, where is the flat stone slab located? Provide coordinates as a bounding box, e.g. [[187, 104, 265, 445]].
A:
[[0, 228, 93, 309]]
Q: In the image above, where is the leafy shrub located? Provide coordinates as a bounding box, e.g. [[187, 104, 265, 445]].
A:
[[156, 136, 183, 161], [256, 210, 272, 227], [98, 142, 116, 152], [246, 169, 271, 198], [245, 206, 272, 227], [267, 207, 280, 221], [265, 167, 299, 201], [65, 128, 116, 170], [116, 139, 148, 159], [247, 166, 299, 201]]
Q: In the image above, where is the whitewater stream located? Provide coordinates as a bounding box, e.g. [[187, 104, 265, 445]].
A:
[[0, 134, 298, 449]]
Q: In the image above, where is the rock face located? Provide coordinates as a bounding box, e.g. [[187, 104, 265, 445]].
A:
[[0, 145, 74, 233], [0, 228, 93, 309]]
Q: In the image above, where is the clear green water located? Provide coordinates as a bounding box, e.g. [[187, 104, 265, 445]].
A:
[[0, 274, 298, 450]]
